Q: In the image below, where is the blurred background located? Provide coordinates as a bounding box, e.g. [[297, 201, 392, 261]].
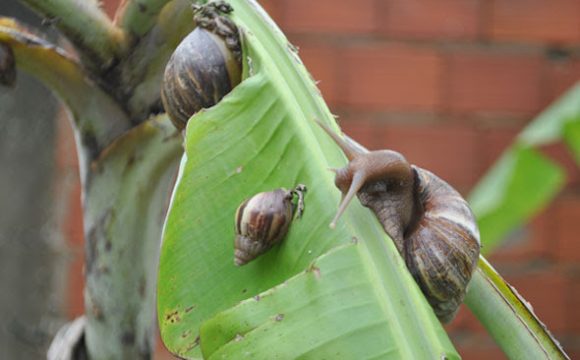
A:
[[1, 0, 579, 359]]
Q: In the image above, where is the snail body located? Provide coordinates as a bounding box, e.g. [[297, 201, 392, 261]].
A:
[[234, 185, 306, 266], [317, 120, 480, 322], [161, 2, 242, 130]]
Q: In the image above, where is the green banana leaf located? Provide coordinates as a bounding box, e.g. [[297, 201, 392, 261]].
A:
[[468, 145, 564, 251], [157, 1, 456, 358], [563, 117, 580, 164], [467, 84, 580, 251]]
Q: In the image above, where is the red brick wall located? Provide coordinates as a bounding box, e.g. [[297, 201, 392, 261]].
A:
[[57, 1, 580, 358]]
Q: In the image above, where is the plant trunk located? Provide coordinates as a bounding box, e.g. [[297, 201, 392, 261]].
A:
[[81, 117, 181, 358]]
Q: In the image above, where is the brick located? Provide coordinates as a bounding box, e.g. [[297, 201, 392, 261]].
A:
[[479, 126, 519, 173], [450, 331, 505, 360], [64, 182, 84, 246], [297, 42, 339, 105], [505, 271, 568, 332], [455, 345, 507, 360], [376, 122, 479, 188], [553, 195, 580, 263], [380, 0, 481, 40], [446, 50, 543, 115], [257, 0, 284, 25], [445, 304, 487, 334], [155, 334, 175, 359], [281, 0, 376, 34], [67, 249, 85, 318], [54, 110, 79, 171], [489, 0, 580, 44], [342, 45, 443, 110], [102, 0, 120, 18], [542, 56, 580, 107], [63, 180, 84, 318], [337, 116, 380, 151], [569, 274, 580, 332]]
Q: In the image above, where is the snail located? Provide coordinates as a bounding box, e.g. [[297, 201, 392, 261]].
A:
[[234, 185, 307, 266], [317, 120, 480, 323], [161, 1, 242, 130], [0, 42, 16, 87]]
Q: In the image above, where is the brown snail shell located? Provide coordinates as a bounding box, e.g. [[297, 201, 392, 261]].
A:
[[0, 42, 16, 87], [234, 185, 306, 266], [161, 3, 242, 130], [404, 167, 480, 322], [317, 119, 480, 323]]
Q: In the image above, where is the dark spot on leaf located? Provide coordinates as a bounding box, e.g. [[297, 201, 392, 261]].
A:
[[105, 240, 112, 252], [126, 153, 136, 167], [81, 130, 100, 161], [185, 305, 195, 313], [86, 209, 115, 274], [352, 236, 359, 244], [89, 160, 103, 177], [165, 310, 181, 324], [181, 330, 191, 339], [121, 331, 135, 345], [275, 314, 284, 322], [91, 302, 104, 321], [137, 2, 147, 12], [308, 264, 321, 279], [254, 295, 260, 302], [86, 228, 99, 274], [242, 288, 247, 293], [98, 265, 110, 275], [139, 277, 146, 298], [184, 336, 200, 352]]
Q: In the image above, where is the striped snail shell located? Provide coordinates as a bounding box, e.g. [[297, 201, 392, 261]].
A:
[[161, 1, 242, 130], [0, 42, 16, 87], [317, 120, 480, 323], [234, 185, 306, 266]]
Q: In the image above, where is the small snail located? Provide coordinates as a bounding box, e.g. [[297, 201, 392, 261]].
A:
[[161, 1, 242, 130], [234, 185, 307, 266], [317, 120, 480, 323], [0, 42, 16, 87]]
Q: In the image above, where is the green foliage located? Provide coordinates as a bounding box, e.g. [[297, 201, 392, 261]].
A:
[[563, 118, 580, 164], [469, 146, 564, 252], [157, 1, 456, 358], [466, 259, 567, 360], [469, 83, 580, 252]]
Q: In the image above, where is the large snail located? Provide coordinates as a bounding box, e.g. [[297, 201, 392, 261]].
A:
[[234, 185, 307, 266], [317, 120, 480, 323], [161, 1, 242, 130]]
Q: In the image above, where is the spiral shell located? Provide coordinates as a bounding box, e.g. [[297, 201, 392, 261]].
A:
[[405, 167, 480, 322], [234, 185, 306, 266], [161, 3, 242, 130]]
